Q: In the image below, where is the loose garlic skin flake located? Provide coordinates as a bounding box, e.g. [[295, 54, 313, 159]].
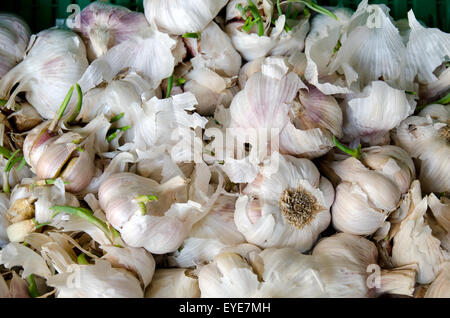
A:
[[234, 153, 333, 252]]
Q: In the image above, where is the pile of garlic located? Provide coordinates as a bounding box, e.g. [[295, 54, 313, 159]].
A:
[[0, 0, 448, 298]]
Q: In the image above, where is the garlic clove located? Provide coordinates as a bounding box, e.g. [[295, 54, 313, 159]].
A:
[[8, 101, 43, 132], [331, 181, 387, 235], [6, 219, 36, 243], [145, 268, 200, 298], [6, 196, 36, 224], [35, 142, 77, 181], [424, 262, 450, 298], [391, 181, 447, 284]]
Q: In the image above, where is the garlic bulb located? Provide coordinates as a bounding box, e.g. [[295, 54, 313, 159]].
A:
[[235, 152, 333, 252], [74, 2, 150, 61], [185, 21, 242, 77], [313, 233, 417, 297], [328, 145, 414, 235], [144, 0, 228, 35], [328, 0, 407, 90], [99, 172, 206, 254], [405, 10, 450, 85], [78, 24, 175, 92], [391, 181, 447, 284], [229, 56, 340, 159], [198, 247, 327, 298], [225, 0, 310, 61], [392, 111, 449, 193], [419, 66, 450, 102], [424, 262, 450, 298], [145, 268, 200, 298], [0, 14, 30, 78], [46, 259, 143, 298], [304, 7, 353, 94], [342, 81, 415, 145], [0, 29, 89, 120]]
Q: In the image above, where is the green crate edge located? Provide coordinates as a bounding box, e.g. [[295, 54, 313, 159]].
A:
[[0, 0, 448, 33]]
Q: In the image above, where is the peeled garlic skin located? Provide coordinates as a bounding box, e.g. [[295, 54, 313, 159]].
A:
[[144, 0, 228, 35], [145, 268, 200, 298], [0, 13, 30, 78], [74, 2, 150, 61]]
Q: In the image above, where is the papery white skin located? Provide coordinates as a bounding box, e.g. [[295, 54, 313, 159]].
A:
[[229, 57, 338, 161], [102, 245, 155, 288], [328, 146, 414, 236], [74, 1, 150, 61], [418, 104, 449, 123], [78, 24, 176, 92], [186, 21, 242, 77], [0, 193, 10, 247], [342, 81, 415, 145], [329, 1, 407, 89], [169, 195, 246, 267], [235, 152, 333, 251], [427, 194, 450, 251], [47, 259, 143, 298], [0, 242, 52, 279], [78, 71, 159, 123], [225, 1, 309, 61], [424, 262, 450, 298], [128, 92, 208, 152], [144, 0, 228, 35], [0, 29, 89, 119], [304, 7, 353, 94], [99, 172, 207, 254], [392, 181, 447, 284], [198, 248, 327, 298], [145, 268, 200, 298], [0, 13, 30, 78], [419, 67, 450, 101], [183, 66, 237, 115], [392, 114, 450, 193], [312, 233, 379, 297], [405, 10, 450, 84]]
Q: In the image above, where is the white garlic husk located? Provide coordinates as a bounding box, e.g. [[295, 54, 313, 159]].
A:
[[427, 194, 449, 251], [342, 81, 415, 145], [418, 104, 449, 123], [304, 7, 353, 94], [424, 262, 450, 298], [225, 0, 309, 61], [229, 57, 340, 159], [185, 21, 242, 77], [198, 247, 327, 298], [144, 0, 228, 35], [183, 66, 237, 115], [313, 233, 417, 297], [8, 102, 43, 132], [0, 14, 30, 78], [169, 195, 246, 267], [99, 172, 207, 254], [0, 29, 89, 120], [329, 145, 414, 235], [46, 259, 143, 298], [419, 66, 450, 102], [145, 268, 200, 298], [0, 193, 9, 247], [78, 24, 176, 92], [392, 111, 449, 193], [328, 1, 408, 90], [101, 245, 155, 288], [234, 152, 333, 252], [391, 180, 447, 284], [73, 1, 150, 61], [405, 10, 450, 85]]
